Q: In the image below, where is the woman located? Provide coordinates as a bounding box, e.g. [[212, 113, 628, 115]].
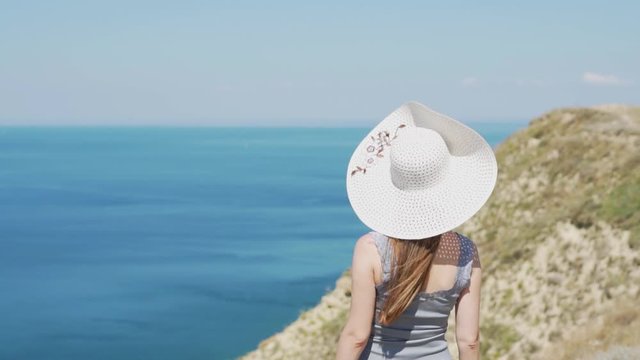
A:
[[336, 101, 498, 360]]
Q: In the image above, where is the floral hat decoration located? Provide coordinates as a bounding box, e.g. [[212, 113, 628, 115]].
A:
[[345, 101, 498, 240]]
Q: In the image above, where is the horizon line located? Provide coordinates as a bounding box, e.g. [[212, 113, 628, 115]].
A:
[[0, 119, 531, 128]]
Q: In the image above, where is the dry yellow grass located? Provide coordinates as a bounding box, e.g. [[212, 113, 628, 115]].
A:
[[538, 295, 640, 360]]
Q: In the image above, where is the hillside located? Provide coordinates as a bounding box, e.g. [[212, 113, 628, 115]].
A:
[[240, 105, 640, 360]]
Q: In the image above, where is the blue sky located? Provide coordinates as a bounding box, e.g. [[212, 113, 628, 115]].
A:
[[1, 0, 638, 125]]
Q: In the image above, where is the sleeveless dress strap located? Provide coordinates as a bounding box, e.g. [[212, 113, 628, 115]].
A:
[[368, 231, 393, 283]]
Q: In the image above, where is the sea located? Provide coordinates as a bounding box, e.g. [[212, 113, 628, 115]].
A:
[[0, 122, 527, 360]]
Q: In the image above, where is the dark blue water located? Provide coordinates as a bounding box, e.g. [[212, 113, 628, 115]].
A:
[[0, 123, 526, 360]]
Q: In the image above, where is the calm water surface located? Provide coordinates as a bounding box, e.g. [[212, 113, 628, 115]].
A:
[[0, 123, 527, 360]]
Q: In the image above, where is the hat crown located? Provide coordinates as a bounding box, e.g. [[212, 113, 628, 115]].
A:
[[389, 127, 450, 191]]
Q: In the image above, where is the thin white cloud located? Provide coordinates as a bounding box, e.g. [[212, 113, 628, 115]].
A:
[[582, 72, 627, 86], [462, 77, 479, 87]]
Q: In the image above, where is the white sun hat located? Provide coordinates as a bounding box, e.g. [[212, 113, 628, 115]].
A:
[[345, 101, 498, 240]]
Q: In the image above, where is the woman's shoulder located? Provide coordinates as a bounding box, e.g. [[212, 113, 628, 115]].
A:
[[354, 231, 385, 248], [356, 231, 393, 272], [357, 231, 389, 252], [353, 231, 388, 261], [353, 231, 379, 252]]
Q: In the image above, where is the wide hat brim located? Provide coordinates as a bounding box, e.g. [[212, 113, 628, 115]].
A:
[[345, 101, 498, 240]]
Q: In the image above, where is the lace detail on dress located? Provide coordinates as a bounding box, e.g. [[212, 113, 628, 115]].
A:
[[431, 232, 481, 268]]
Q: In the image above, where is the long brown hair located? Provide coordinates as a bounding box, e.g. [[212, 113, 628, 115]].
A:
[[378, 234, 442, 325]]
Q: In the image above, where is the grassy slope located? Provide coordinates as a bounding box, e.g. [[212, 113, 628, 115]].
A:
[[241, 105, 640, 360]]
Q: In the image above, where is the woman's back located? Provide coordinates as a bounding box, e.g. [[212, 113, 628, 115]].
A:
[[338, 102, 493, 360], [359, 231, 481, 360]]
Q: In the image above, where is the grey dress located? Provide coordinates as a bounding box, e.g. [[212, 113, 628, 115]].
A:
[[359, 230, 481, 360]]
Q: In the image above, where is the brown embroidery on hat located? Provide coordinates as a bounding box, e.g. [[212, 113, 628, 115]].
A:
[[350, 124, 406, 176]]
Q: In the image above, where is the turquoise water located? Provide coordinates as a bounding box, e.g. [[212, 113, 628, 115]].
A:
[[0, 123, 527, 360]]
